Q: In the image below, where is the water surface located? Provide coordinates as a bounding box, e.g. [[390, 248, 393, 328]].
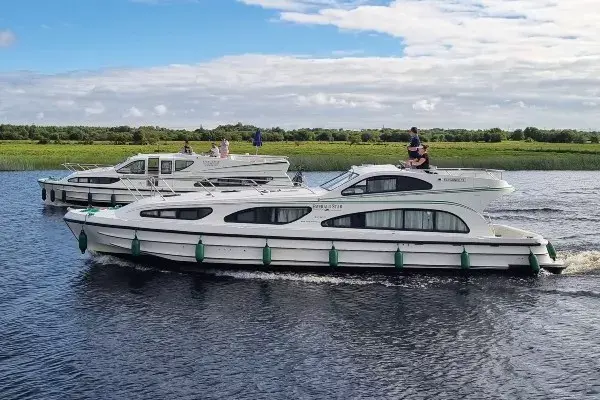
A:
[[1, 170, 599, 399]]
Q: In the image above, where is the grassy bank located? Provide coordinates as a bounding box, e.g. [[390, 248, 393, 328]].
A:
[[2, 140, 600, 171]]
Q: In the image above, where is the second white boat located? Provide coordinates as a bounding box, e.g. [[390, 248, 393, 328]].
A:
[[38, 151, 296, 207]]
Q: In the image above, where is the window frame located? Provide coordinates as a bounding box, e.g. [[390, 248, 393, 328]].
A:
[[321, 208, 469, 233], [139, 207, 213, 220], [116, 159, 146, 175], [341, 175, 433, 196], [224, 207, 312, 225], [174, 160, 194, 172], [161, 160, 173, 175], [320, 171, 359, 191], [68, 177, 121, 184]]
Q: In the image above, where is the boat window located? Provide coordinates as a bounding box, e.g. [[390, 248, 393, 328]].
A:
[[117, 160, 145, 174], [320, 172, 358, 191], [225, 207, 311, 224], [365, 209, 403, 229], [161, 160, 173, 175], [404, 210, 434, 231], [435, 211, 469, 233], [68, 177, 121, 184], [322, 209, 469, 233], [397, 176, 433, 191], [175, 160, 194, 171], [148, 158, 159, 174], [194, 177, 273, 187], [342, 175, 432, 195], [140, 208, 213, 220]]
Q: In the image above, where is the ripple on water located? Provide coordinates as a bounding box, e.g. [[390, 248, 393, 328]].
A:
[[1, 170, 600, 399]]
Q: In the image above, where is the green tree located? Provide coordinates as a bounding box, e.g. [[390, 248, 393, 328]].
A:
[[348, 133, 361, 145]]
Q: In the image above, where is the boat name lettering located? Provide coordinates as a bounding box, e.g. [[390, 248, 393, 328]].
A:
[[313, 204, 343, 210], [202, 160, 220, 167], [442, 178, 466, 182]]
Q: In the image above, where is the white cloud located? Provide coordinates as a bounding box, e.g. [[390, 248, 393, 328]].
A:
[[2, 0, 600, 128], [239, 0, 368, 12], [331, 49, 364, 56], [36, 112, 44, 120], [154, 104, 168, 116], [123, 106, 144, 118], [412, 98, 440, 112], [0, 30, 16, 48], [515, 101, 527, 109], [84, 102, 105, 116]]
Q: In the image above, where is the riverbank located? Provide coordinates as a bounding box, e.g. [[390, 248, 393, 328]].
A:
[[2, 140, 600, 171]]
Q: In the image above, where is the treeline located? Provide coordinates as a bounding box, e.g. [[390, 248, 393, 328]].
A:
[[0, 123, 598, 144]]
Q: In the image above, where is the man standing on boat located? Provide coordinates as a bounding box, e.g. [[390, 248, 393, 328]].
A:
[[407, 127, 420, 160]]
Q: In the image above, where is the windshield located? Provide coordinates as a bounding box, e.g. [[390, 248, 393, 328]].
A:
[[320, 171, 358, 191]]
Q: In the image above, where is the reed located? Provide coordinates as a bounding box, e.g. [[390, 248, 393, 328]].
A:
[[1, 140, 600, 171]]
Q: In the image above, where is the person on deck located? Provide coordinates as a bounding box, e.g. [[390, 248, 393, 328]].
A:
[[219, 138, 229, 158], [408, 145, 430, 169], [407, 127, 421, 160], [209, 143, 220, 157], [181, 140, 193, 154]]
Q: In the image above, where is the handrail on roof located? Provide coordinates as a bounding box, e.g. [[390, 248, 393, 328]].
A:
[[192, 176, 315, 195], [62, 162, 112, 172]]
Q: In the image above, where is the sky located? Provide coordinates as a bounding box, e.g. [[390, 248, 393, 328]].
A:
[[1, 0, 600, 130]]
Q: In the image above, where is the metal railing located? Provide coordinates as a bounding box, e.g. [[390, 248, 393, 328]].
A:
[[120, 176, 179, 201], [398, 163, 504, 180], [62, 162, 112, 172], [190, 176, 317, 195]]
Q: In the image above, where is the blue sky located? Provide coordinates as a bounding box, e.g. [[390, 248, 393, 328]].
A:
[[0, 0, 599, 129], [1, 0, 402, 73]]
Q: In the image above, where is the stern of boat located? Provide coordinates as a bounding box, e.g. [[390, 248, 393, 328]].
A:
[[491, 224, 565, 273]]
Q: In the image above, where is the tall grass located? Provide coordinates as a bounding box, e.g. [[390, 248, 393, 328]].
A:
[[2, 140, 600, 171]]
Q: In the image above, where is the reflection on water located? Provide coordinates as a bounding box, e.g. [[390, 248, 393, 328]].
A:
[[0, 170, 599, 399]]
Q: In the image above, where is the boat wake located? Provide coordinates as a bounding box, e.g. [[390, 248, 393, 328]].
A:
[[559, 251, 600, 275], [86, 250, 600, 285]]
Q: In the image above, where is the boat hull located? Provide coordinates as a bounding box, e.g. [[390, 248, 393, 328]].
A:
[[65, 218, 564, 274]]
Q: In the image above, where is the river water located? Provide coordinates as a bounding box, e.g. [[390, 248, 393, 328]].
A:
[[1, 170, 599, 400]]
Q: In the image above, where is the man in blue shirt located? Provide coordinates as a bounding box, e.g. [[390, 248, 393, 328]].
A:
[[407, 126, 421, 160]]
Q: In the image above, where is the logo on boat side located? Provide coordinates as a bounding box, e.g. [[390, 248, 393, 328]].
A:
[[442, 178, 466, 182], [203, 160, 220, 167], [313, 204, 343, 210]]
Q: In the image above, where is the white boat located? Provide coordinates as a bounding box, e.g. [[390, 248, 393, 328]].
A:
[[38, 152, 296, 207], [63, 164, 565, 274]]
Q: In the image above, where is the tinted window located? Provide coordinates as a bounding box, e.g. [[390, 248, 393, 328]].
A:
[[404, 210, 434, 231], [194, 177, 273, 187], [140, 208, 212, 220], [68, 177, 120, 184], [225, 207, 311, 224], [342, 175, 432, 195], [148, 158, 159, 174], [397, 176, 433, 191], [320, 171, 358, 191], [322, 209, 469, 233], [175, 160, 194, 171], [435, 211, 468, 233], [161, 160, 172, 174], [117, 160, 145, 174]]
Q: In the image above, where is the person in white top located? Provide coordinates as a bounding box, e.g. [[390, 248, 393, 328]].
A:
[[209, 143, 220, 157], [219, 138, 229, 158]]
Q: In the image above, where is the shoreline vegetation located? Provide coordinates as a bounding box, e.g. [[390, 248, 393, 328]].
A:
[[2, 140, 600, 171], [2, 123, 600, 171]]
